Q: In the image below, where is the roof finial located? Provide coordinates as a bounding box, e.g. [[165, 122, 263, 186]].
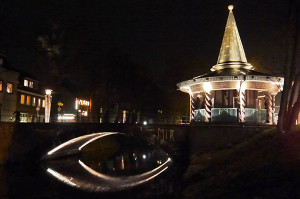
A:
[[210, 4, 254, 71]]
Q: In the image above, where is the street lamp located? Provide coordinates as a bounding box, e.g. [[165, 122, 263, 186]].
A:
[[45, 89, 52, 123]]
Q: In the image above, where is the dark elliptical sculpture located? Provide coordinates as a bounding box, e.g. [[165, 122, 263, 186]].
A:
[[177, 5, 283, 124]]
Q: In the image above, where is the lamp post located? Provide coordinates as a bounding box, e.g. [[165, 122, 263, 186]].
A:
[[45, 89, 52, 123]]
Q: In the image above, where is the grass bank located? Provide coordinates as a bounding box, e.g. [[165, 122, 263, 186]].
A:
[[183, 126, 300, 199]]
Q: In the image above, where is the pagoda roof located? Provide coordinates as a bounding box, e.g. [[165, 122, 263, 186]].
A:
[[211, 5, 253, 71]]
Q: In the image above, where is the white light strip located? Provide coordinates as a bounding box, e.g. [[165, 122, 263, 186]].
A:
[[78, 132, 118, 151], [46, 132, 119, 156], [47, 168, 77, 187], [78, 158, 170, 189], [47, 133, 99, 155]]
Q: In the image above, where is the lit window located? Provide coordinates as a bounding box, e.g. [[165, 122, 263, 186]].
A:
[[26, 96, 31, 105], [82, 111, 88, 116], [29, 81, 34, 88], [24, 80, 28, 87], [32, 97, 36, 106], [42, 100, 45, 107], [0, 81, 2, 91], [38, 98, 41, 107], [6, 83, 13, 93], [20, 94, 25, 104]]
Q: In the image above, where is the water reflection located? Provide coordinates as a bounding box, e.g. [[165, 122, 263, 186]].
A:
[[43, 133, 172, 192]]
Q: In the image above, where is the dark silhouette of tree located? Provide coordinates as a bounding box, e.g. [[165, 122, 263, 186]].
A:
[[277, 0, 300, 133], [97, 49, 162, 122]]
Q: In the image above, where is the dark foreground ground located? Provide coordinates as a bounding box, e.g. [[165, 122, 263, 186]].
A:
[[182, 126, 300, 199]]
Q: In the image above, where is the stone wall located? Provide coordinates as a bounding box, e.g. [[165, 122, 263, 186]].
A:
[[0, 123, 15, 165]]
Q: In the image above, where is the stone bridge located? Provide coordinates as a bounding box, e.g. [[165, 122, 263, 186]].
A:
[[0, 122, 271, 165]]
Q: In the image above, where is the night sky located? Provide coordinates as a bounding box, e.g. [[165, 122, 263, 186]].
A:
[[0, 0, 290, 115]]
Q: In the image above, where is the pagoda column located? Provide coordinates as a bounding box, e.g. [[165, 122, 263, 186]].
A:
[[239, 84, 246, 123], [272, 94, 276, 124], [204, 91, 212, 122], [190, 93, 197, 121], [265, 92, 272, 124]]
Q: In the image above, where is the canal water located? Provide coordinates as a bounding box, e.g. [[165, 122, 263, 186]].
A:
[[1, 133, 188, 199]]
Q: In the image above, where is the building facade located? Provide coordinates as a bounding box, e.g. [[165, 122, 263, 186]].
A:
[[177, 5, 284, 124], [16, 75, 45, 122], [0, 55, 45, 122], [0, 63, 19, 122]]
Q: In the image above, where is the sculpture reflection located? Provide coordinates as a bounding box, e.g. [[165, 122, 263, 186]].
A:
[[43, 133, 171, 192]]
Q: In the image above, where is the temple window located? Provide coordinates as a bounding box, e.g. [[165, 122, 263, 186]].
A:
[[20, 94, 25, 104], [29, 81, 34, 88], [26, 96, 31, 105], [38, 98, 41, 107], [32, 97, 36, 106], [24, 79, 28, 87], [6, 83, 13, 93]]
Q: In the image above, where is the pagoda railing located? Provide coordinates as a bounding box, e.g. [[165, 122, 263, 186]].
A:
[[245, 108, 266, 123], [193, 108, 267, 123], [194, 109, 205, 122], [211, 108, 238, 122]]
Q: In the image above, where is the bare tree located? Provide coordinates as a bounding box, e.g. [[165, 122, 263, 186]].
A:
[[277, 0, 300, 133]]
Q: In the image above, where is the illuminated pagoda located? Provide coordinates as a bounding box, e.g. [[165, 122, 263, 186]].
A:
[[177, 5, 283, 124]]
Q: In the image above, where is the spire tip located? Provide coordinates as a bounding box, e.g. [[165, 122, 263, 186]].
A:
[[228, 5, 234, 11]]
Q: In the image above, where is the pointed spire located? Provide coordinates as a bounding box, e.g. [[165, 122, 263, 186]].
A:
[[211, 5, 253, 71]]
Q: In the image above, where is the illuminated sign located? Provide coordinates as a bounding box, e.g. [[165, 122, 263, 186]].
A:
[[75, 98, 90, 110], [78, 100, 89, 106], [75, 98, 91, 118]]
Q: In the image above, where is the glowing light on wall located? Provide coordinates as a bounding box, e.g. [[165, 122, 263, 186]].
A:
[[45, 89, 52, 95], [203, 82, 212, 93]]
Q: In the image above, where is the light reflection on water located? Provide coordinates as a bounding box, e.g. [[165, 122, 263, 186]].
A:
[[44, 133, 172, 192]]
